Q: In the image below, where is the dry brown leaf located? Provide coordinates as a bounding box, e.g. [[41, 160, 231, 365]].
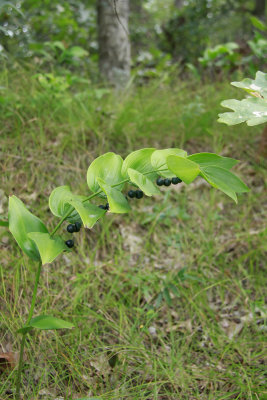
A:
[[0, 352, 18, 371]]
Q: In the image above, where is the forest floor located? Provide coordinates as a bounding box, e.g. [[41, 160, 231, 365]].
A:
[[0, 66, 266, 400]]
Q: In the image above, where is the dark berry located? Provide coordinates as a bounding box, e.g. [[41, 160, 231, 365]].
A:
[[164, 178, 171, 186], [99, 204, 106, 210], [65, 239, 74, 248], [67, 224, 75, 233], [156, 177, 165, 186], [136, 190, 144, 199], [105, 203, 109, 210], [74, 221, 82, 232], [128, 190, 136, 198], [171, 177, 182, 185]]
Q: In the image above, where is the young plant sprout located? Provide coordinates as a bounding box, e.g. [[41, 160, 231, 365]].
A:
[[6, 147, 249, 399]]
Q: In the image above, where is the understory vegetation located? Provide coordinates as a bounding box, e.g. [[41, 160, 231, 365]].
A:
[[0, 65, 266, 399]]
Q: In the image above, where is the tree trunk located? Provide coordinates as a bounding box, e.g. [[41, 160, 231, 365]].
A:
[[97, 0, 131, 87], [174, 0, 184, 8], [253, 0, 265, 16]]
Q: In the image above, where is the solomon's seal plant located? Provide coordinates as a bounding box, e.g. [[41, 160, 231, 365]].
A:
[[6, 147, 249, 399]]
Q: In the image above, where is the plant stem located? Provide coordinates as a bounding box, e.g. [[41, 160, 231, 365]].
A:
[[15, 261, 42, 400]]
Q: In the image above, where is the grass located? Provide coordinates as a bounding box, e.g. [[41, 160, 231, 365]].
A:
[[0, 65, 266, 400]]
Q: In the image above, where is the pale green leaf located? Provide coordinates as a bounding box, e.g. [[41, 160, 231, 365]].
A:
[[218, 97, 267, 126], [231, 71, 267, 98], [27, 232, 68, 265], [87, 152, 124, 193], [166, 156, 200, 184], [188, 153, 238, 170], [121, 148, 156, 179], [49, 186, 83, 221], [97, 178, 130, 214], [67, 199, 105, 229], [201, 166, 249, 203], [128, 168, 160, 196], [8, 196, 48, 261], [28, 315, 74, 330], [151, 148, 187, 178], [49, 186, 104, 227]]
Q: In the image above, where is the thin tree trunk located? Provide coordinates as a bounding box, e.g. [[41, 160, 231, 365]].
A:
[[253, 0, 265, 16], [97, 0, 131, 87]]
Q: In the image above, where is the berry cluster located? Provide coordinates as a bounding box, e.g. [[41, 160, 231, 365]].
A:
[[127, 190, 144, 199], [156, 176, 182, 186], [65, 221, 82, 248], [98, 203, 109, 210], [64, 178, 181, 249]]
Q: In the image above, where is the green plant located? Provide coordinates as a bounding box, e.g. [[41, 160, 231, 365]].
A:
[[218, 71, 267, 126], [4, 147, 249, 399], [198, 42, 240, 71]]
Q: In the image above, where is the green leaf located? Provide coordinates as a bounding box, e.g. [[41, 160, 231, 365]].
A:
[[67, 200, 106, 228], [67, 46, 89, 58], [250, 16, 267, 32], [28, 315, 74, 330], [201, 166, 249, 203], [87, 152, 124, 193], [151, 148, 187, 178], [97, 178, 130, 214], [49, 186, 105, 228], [8, 196, 48, 261], [121, 148, 156, 179], [218, 97, 267, 126], [231, 71, 267, 98], [166, 156, 200, 184], [49, 186, 82, 220], [188, 153, 238, 170], [128, 168, 160, 196], [27, 232, 68, 265]]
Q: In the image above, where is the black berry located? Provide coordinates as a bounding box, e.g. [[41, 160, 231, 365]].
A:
[[172, 177, 182, 185], [105, 203, 109, 210], [74, 221, 82, 232], [67, 224, 75, 233], [156, 177, 165, 186], [136, 190, 144, 199], [65, 240, 74, 248], [164, 178, 171, 186], [99, 204, 106, 210], [128, 190, 136, 198]]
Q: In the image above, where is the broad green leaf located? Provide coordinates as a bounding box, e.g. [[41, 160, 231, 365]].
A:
[[121, 148, 156, 179], [231, 71, 267, 99], [67, 199, 105, 228], [87, 152, 124, 193], [67, 46, 89, 58], [27, 232, 68, 265], [128, 168, 160, 196], [97, 178, 130, 214], [28, 315, 74, 330], [49, 186, 104, 228], [218, 97, 267, 126], [167, 156, 200, 184], [151, 148, 187, 178], [49, 186, 83, 220], [201, 166, 249, 203], [250, 16, 267, 32], [8, 196, 48, 261], [188, 153, 238, 170]]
